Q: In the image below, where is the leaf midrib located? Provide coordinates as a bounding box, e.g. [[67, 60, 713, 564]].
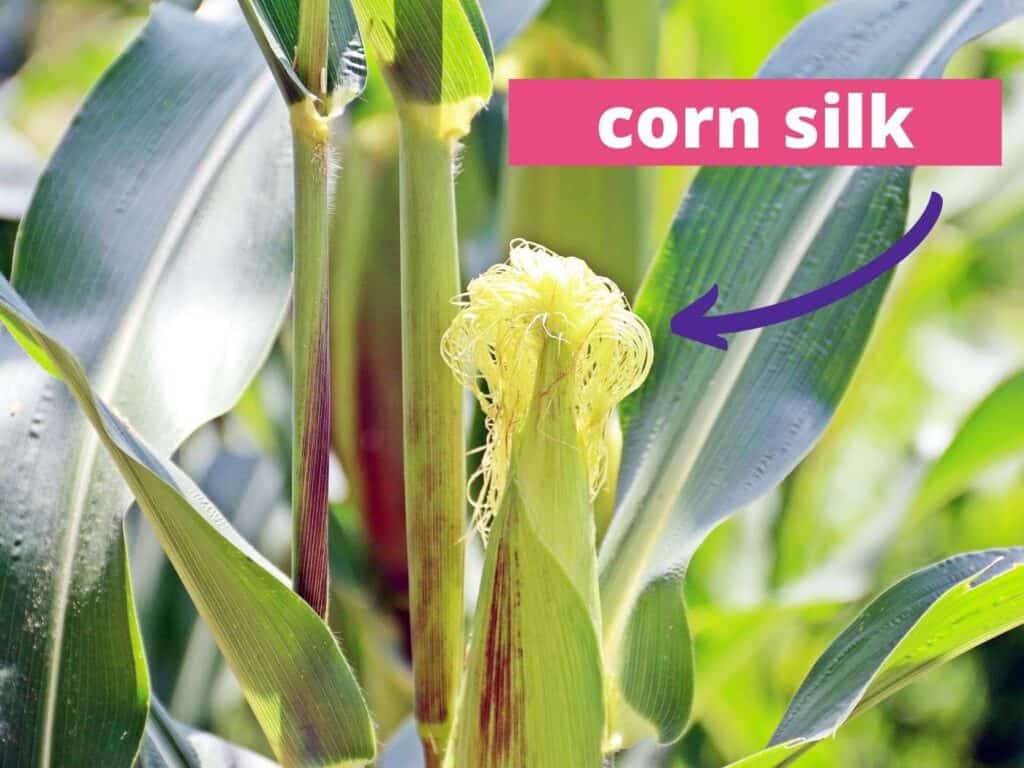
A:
[[37, 72, 277, 767]]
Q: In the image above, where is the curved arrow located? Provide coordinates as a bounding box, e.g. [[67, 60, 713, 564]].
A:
[[670, 191, 944, 350]]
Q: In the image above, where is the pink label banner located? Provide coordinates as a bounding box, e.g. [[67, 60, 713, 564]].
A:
[[507, 79, 1002, 167]]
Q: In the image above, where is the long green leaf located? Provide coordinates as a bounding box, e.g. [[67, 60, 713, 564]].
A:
[[0, 270, 375, 766], [727, 548, 1024, 767], [915, 369, 1024, 514], [137, 701, 279, 768], [598, 0, 1024, 748], [0, 3, 298, 764], [134, 450, 282, 722]]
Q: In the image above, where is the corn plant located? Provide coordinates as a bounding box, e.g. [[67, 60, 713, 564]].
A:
[[1, 0, 1023, 767]]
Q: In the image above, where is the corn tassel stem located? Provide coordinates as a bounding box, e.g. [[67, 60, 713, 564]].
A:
[[398, 117, 465, 767], [290, 102, 332, 618]]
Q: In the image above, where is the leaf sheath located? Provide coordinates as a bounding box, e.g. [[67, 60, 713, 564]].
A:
[[399, 118, 466, 764], [290, 103, 333, 617]]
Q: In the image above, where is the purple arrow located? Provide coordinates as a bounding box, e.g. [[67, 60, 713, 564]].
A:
[[671, 191, 944, 351]]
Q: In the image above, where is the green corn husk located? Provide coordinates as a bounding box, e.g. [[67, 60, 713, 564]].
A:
[[443, 242, 652, 766]]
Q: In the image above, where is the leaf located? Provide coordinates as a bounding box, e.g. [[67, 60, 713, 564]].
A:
[[915, 370, 1024, 514], [726, 548, 1024, 767], [0, 270, 376, 765], [771, 234, 976, 603], [133, 450, 283, 721], [616, 577, 694, 746], [349, 0, 493, 133], [0, 3, 298, 764], [137, 700, 279, 768], [598, 0, 1024, 748], [236, 0, 367, 114]]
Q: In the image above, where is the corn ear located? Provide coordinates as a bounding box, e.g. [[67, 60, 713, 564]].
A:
[[444, 243, 652, 766]]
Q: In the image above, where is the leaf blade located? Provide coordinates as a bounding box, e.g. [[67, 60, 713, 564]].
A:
[[915, 369, 1024, 514], [727, 548, 1024, 767], [0, 272, 376, 767], [598, 0, 1024, 747], [0, 4, 296, 763]]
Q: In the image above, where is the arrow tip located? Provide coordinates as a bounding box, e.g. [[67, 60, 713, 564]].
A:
[[670, 284, 729, 350]]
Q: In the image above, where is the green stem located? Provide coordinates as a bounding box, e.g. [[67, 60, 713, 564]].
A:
[[295, 0, 330, 102], [290, 102, 332, 618], [398, 116, 465, 765]]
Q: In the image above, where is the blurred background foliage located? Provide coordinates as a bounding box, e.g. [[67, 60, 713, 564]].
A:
[[2, 0, 1022, 765]]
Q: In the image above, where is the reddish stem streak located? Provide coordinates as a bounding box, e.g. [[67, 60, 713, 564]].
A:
[[294, 313, 332, 617]]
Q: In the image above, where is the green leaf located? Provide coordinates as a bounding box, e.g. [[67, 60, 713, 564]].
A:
[[236, 0, 366, 114], [349, 0, 493, 136], [137, 701, 279, 768], [0, 270, 376, 765], [915, 370, 1024, 514], [598, 0, 1024, 748], [134, 450, 283, 722], [616, 577, 694, 746], [0, 4, 299, 764], [726, 548, 1024, 767]]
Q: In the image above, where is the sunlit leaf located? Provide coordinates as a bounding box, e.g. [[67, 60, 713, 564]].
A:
[[915, 369, 1024, 514], [599, 0, 1024, 748], [727, 549, 1024, 767], [0, 271, 376, 766], [0, 3, 301, 763]]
